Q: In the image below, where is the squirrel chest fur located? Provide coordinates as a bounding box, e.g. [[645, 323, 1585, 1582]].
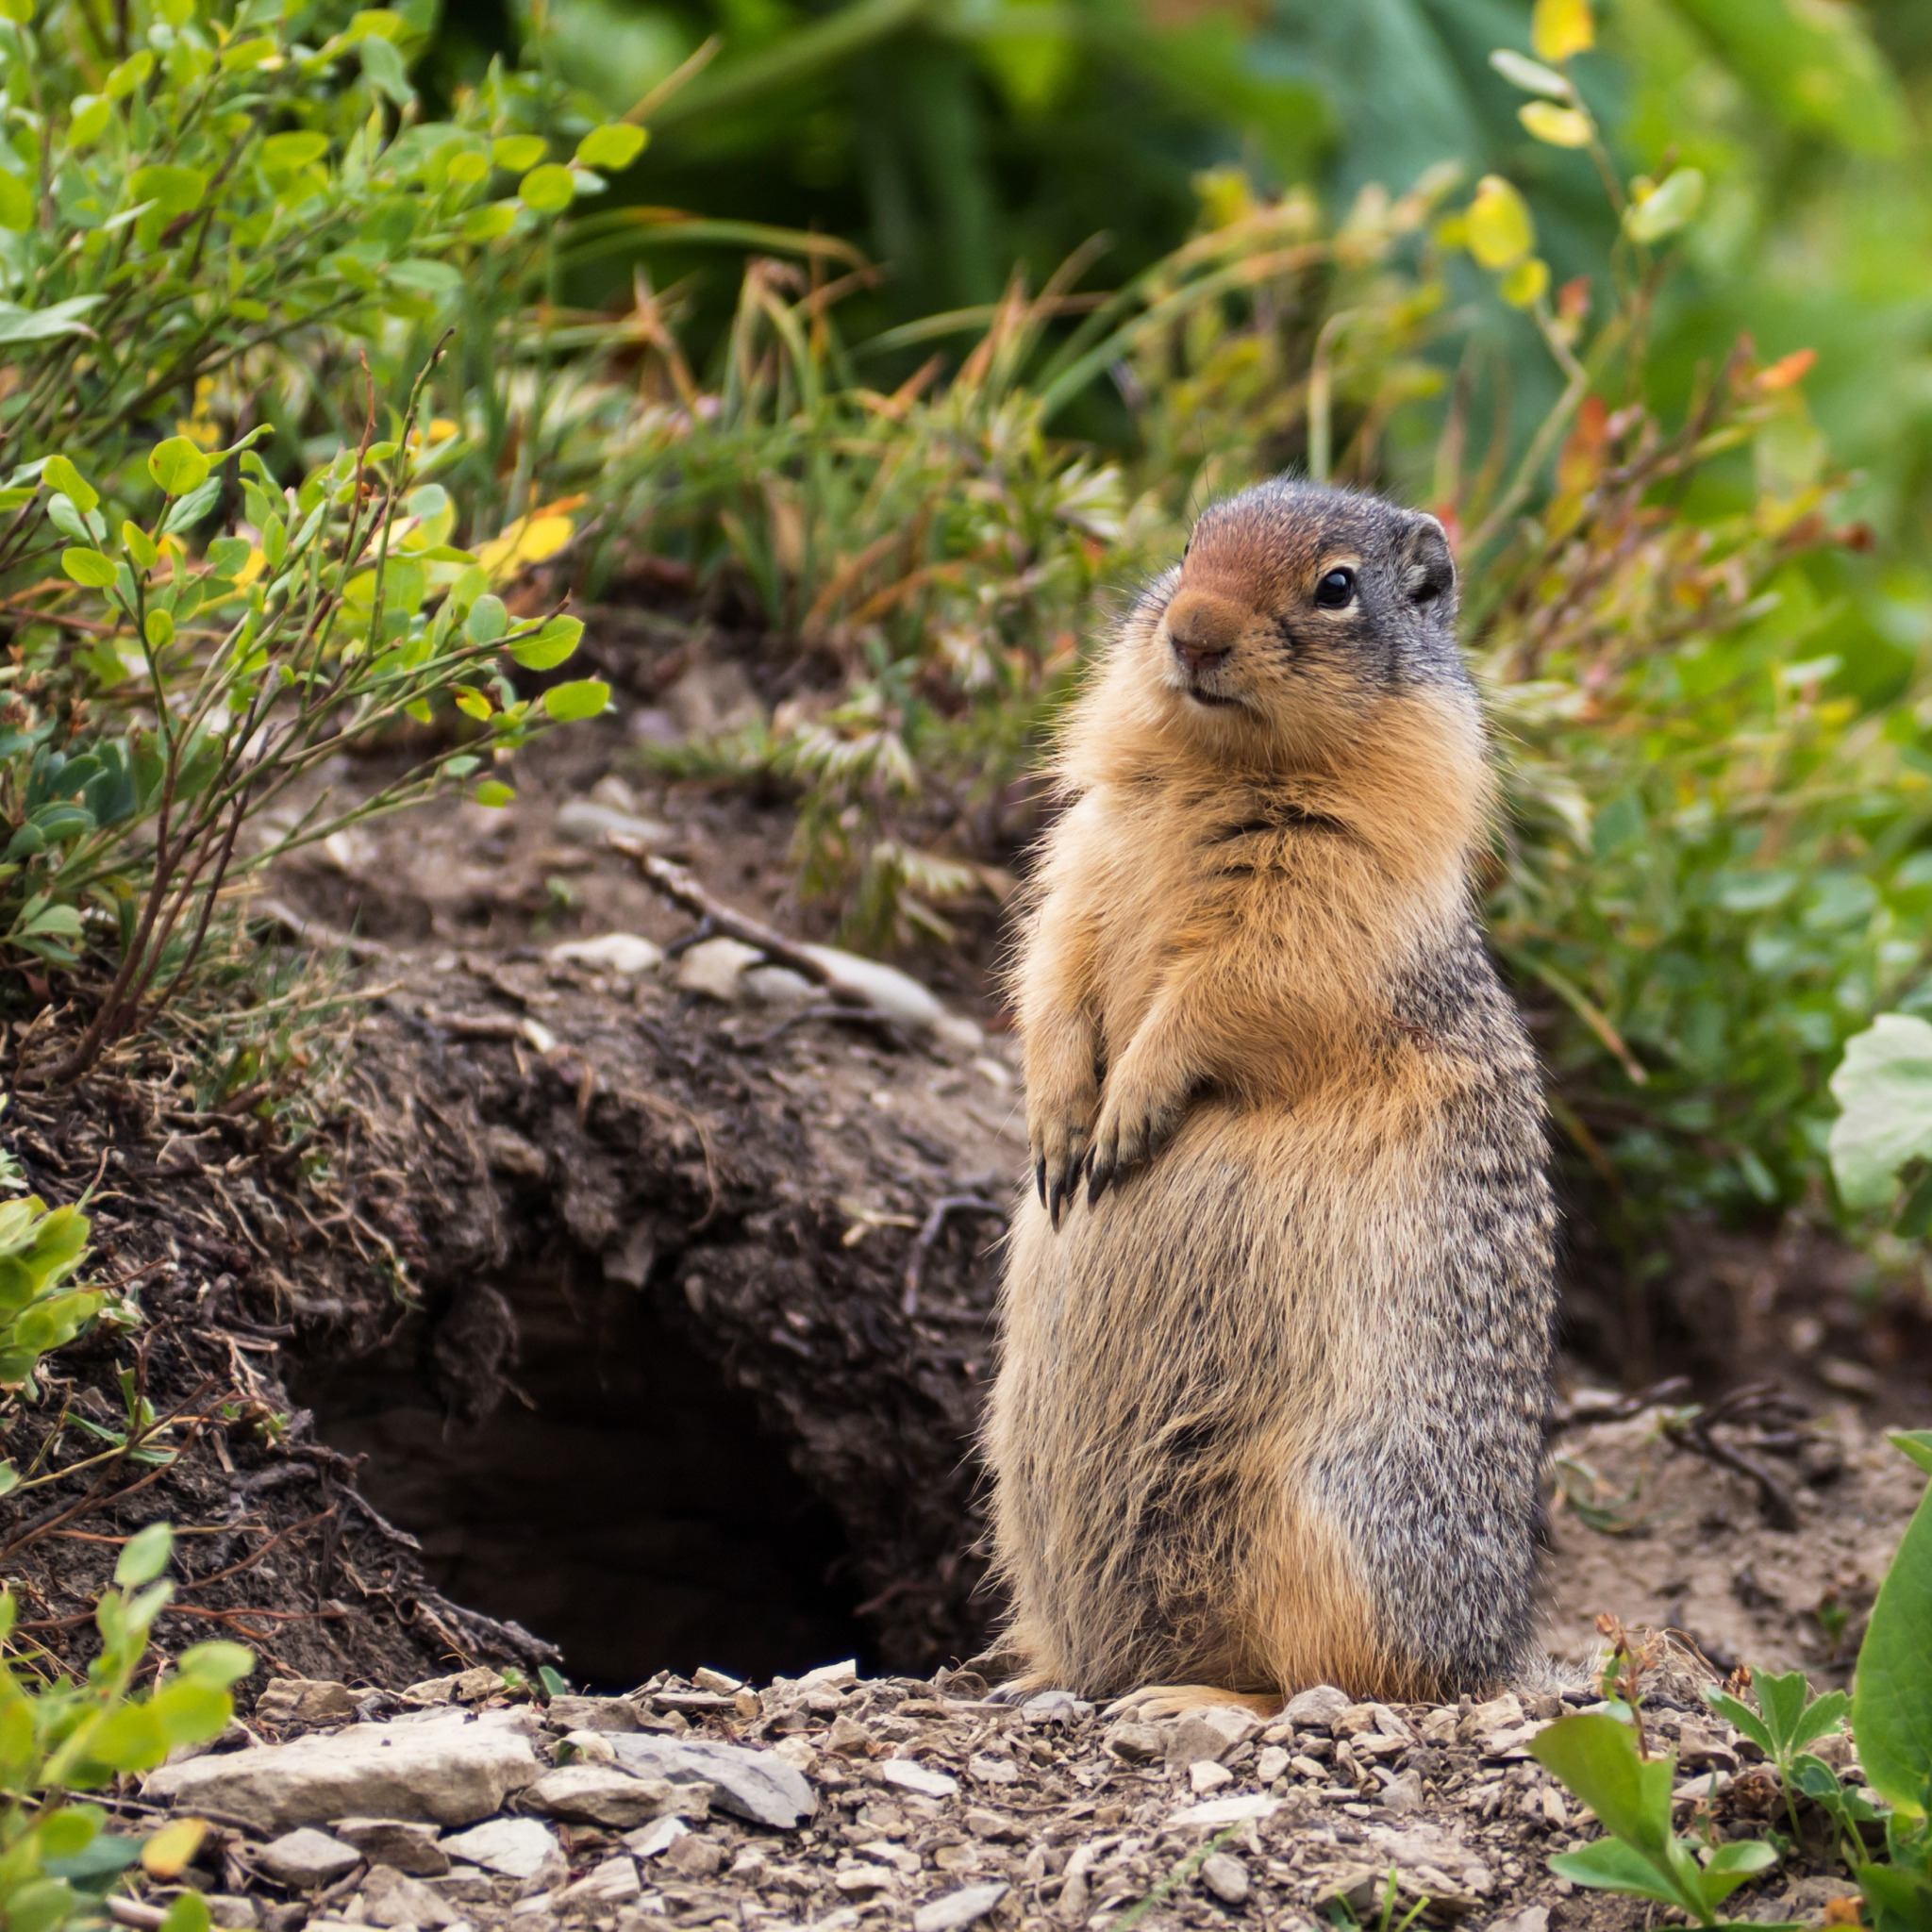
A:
[[985, 478, 1557, 1707]]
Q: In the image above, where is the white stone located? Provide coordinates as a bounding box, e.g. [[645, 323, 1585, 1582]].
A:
[[1256, 1746, 1290, 1784], [548, 933, 663, 975], [673, 937, 762, 1002], [966, 1755, 1018, 1785], [441, 1817, 565, 1884], [258, 1828, 362, 1889], [608, 1733, 815, 1829], [358, 1863, 463, 1928], [1283, 1686, 1351, 1730], [741, 963, 815, 1007], [623, 1817, 690, 1859], [797, 1659, 858, 1690], [524, 1762, 673, 1827], [879, 1759, 958, 1799], [1188, 1760, 1233, 1795], [558, 1857, 641, 1904], [912, 1882, 1008, 1932], [1166, 1793, 1281, 1828], [1200, 1852, 1250, 1906], [144, 1710, 540, 1833], [255, 1680, 358, 1727], [332, 1818, 450, 1876]]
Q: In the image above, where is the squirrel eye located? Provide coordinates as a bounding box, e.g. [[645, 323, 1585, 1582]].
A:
[[1314, 566, 1356, 609]]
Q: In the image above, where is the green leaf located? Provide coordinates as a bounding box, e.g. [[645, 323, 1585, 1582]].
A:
[[0, 172, 34, 233], [161, 1888, 211, 1932], [61, 547, 118, 589], [492, 134, 548, 171], [1853, 1437, 1932, 1818], [1890, 1430, 1932, 1476], [541, 678, 610, 723], [149, 1675, 232, 1745], [176, 1640, 255, 1688], [464, 594, 509, 644], [518, 163, 575, 214], [123, 523, 158, 571], [1833, 1017, 1932, 1209], [1704, 1689, 1776, 1757], [1533, 1715, 1678, 1859], [127, 164, 208, 217], [575, 124, 646, 170], [509, 615, 581, 670], [359, 32, 414, 105], [0, 295, 101, 343], [1548, 1838, 1683, 1907], [1624, 168, 1706, 244], [116, 1521, 174, 1586], [1489, 48, 1574, 98], [260, 130, 329, 171], [43, 456, 97, 513], [162, 477, 223, 535], [145, 609, 175, 651], [472, 780, 516, 808], [148, 438, 211, 497]]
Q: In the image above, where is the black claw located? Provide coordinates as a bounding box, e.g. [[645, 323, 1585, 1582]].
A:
[[1035, 1158, 1047, 1207], [1048, 1177, 1064, 1229], [1087, 1158, 1110, 1207]]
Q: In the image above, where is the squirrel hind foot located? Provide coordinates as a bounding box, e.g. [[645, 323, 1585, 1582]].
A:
[[1101, 1683, 1282, 1723]]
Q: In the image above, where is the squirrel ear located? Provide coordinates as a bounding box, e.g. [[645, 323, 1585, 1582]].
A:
[[1400, 513, 1457, 608]]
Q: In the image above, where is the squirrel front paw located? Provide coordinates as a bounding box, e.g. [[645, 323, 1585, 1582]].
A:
[[1029, 1090, 1096, 1231], [1086, 1074, 1185, 1205]]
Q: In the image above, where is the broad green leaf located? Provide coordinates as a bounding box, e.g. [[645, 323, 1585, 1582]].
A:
[[1521, 102, 1592, 146], [161, 1888, 211, 1932], [1466, 175, 1534, 270], [1704, 1689, 1776, 1757], [1532, 1714, 1677, 1858], [461, 201, 520, 242], [0, 295, 101, 343], [1853, 1437, 1932, 1818], [492, 134, 548, 171], [1625, 168, 1705, 244], [1890, 1430, 1932, 1476], [576, 124, 646, 170], [69, 93, 112, 145], [37, 1807, 101, 1857], [0, 172, 33, 232], [176, 1640, 254, 1688], [127, 164, 208, 217], [84, 1699, 169, 1772], [260, 130, 329, 170], [509, 616, 582, 670], [122, 523, 158, 571], [519, 164, 575, 214], [148, 438, 210, 497], [359, 33, 413, 105], [8, 1879, 76, 1932], [44, 456, 97, 513], [1548, 1838, 1682, 1907], [542, 678, 610, 722], [1830, 1016, 1932, 1209], [62, 547, 118, 589], [472, 780, 516, 808], [145, 609, 175, 650], [464, 594, 508, 643], [116, 1520, 174, 1586], [149, 1675, 231, 1745]]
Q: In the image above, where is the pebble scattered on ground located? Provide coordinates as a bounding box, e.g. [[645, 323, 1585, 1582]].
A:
[[127, 1649, 1875, 1932]]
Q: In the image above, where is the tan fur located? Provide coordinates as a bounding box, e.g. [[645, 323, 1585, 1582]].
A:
[[985, 481, 1557, 1707]]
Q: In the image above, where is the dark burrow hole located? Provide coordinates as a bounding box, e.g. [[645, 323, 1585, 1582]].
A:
[[295, 1258, 874, 1689]]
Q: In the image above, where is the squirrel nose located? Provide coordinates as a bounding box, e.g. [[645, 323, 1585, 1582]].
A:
[[1166, 591, 1243, 673]]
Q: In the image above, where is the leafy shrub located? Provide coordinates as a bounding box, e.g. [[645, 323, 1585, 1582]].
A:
[[1, 1524, 253, 1932], [0, 0, 658, 1069], [1529, 1429, 1932, 1932], [0, 1176, 93, 1411]]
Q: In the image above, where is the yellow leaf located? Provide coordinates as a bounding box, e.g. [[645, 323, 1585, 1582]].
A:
[[1531, 0, 1593, 62], [142, 1817, 208, 1878], [1500, 257, 1551, 308], [1519, 101, 1592, 147], [1466, 175, 1535, 271], [512, 514, 574, 564], [454, 689, 493, 721]]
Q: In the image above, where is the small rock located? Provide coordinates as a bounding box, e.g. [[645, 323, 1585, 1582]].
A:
[[967, 1754, 1019, 1785], [1189, 1760, 1233, 1795], [797, 1659, 858, 1690], [207, 1898, 258, 1928], [1379, 1770, 1425, 1815], [692, 1668, 744, 1694], [558, 1856, 641, 1904], [771, 1736, 817, 1775], [1166, 1794, 1280, 1828], [824, 1715, 874, 1757], [664, 1834, 724, 1881], [799, 946, 982, 1049], [257, 1681, 359, 1728], [145, 1709, 541, 1833], [1104, 1723, 1163, 1764], [673, 937, 763, 1002], [358, 1864, 463, 1928], [624, 1817, 690, 1859], [912, 1881, 1009, 1932], [556, 1728, 617, 1765], [542, 1695, 641, 1736], [742, 964, 815, 1008], [1200, 1853, 1250, 1906], [880, 1759, 959, 1799], [524, 1763, 675, 1827], [547, 933, 664, 976], [1489, 1910, 1549, 1932], [331, 1818, 450, 1876], [482, 1127, 548, 1182], [258, 1828, 363, 1890], [441, 1818, 565, 1884], [962, 1810, 1016, 1841], [1677, 1723, 1740, 1773], [608, 1733, 815, 1829], [1283, 1686, 1351, 1731], [1458, 1692, 1524, 1744], [1021, 1691, 1088, 1725], [1256, 1746, 1290, 1784], [1166, 1706, 1261, 1771], [403, 1670, 503, 1707]]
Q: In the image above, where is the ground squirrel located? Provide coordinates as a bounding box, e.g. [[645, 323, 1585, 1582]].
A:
[[985, 478, 1557, 1713]]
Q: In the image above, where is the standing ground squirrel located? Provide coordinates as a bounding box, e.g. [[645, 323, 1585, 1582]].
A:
[[985, 478, 1557, 1713]]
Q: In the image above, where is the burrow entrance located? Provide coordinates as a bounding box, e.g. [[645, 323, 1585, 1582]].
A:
[[295, 1255, 874, 1690]]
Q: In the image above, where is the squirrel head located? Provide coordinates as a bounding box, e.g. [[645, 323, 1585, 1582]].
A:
[[1133, 479, 1469, 767]]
